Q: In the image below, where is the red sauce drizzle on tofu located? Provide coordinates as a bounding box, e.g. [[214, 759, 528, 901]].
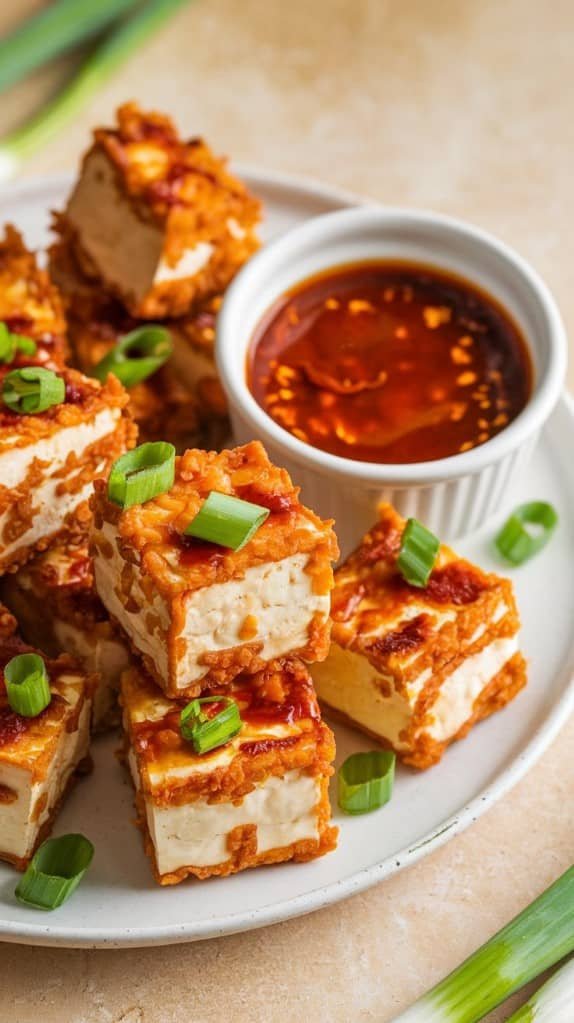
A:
[[248, 261, 532, 465]]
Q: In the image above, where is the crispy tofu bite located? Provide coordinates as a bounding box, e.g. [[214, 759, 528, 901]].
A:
[[121, 657, 337, 884], [311, 504, 526, 769], [0, 365, 136, 575], [0, 604, 94, 870], [1, 541, 130, 731], [91, 441, 338, 698], [49, 221, 223, 449], [61, 102, 261, 319], [0, 225, 67, 367]]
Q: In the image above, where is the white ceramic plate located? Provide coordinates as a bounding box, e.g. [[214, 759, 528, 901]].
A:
[[0, 171, 572, 948]]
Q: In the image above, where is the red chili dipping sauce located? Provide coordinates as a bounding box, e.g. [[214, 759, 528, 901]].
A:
[[247, 262, 532, 464]]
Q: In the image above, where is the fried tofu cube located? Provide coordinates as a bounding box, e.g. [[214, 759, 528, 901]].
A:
[[0, 366, 135, 575], [61, 103, 261, 319], [0, 604, 94, 869], [311, 504, 527, 769], [0, 225, 67, 367], [49, 221, 222, 449], [121, 657, 337, 884], [1, 541, 130, 731], [91, 441, 338, 698]]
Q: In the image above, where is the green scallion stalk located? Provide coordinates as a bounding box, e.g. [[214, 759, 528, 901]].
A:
[[108, 441, 176, 508], [338, 750, 395, 815], [506, 957, 574, 1022], [0, 0, 139, 96], [5, 653, 51, 718], [91, 325, 173, 387], [185, 492, 270, 551], [397, 518, 440, 588], [389, 866, 574, 1023], [0, 0, 189, 183], [180, 697, 242, 755], [15, 834, 94, 911]]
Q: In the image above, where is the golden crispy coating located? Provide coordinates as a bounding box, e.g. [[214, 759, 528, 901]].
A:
[[0, 621, 95, 868], [92, 440, 338, 598], [313, 502, 526, 769], [64, 102, 261, 318], [331, 502, 517, 689], [49, 221, 224, 450], [121, 658, 337, 883], [0, 225, 67, 366], [0, 369, 136, 575]]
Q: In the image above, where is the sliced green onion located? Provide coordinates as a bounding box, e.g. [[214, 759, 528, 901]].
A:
[[15, 834, 94, 911], [338, 751, 395, 815], [389, 864, 574, 1023], [108, 441, 175, 509], [185, 492, 270, 551], [495, 501, 558, 566], [506, 956, 574, 1022], [0, 322, 37, 363], [0, 0, 189, 183], [397, 518, 440, 588], [0, 0, 139, 96], [2, 367, 65, 414], [4, 653, 51, 718], [180, 696, 242, 755], [91, 326, 173, 387]]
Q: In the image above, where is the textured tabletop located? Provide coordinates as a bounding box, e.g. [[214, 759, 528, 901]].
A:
[[0, 1, 572, 1020]]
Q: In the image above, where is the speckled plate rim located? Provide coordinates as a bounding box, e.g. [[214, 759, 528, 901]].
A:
[[0, 168, 571, 947]]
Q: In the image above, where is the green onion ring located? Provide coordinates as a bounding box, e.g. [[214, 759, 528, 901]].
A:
[[185, 491, 270, 551], [180, 696, 242, 755], [495, 501, 558, 566], [338, 750, 396, 815], [2, 366, 64, 414], [91, 325, 173, 387], [0, 322, 37, 363], [108, 441, 176, 509], [397, 517, 440, 588], [4, 653, 51, 717], [15, 834, 94, 911]]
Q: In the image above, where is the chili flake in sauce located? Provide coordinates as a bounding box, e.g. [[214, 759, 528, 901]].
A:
[[247, 261, 532, 464]]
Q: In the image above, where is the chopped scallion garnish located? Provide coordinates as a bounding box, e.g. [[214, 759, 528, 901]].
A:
[[0, 322, 37, 363], [91, 325, 173, 387], [338, 751, 395, 815], [180, 696, 242, 755], [495, 501, 558, 566], [389, 864, 574, 1023], [15, 834, 94, 911], [185, 491, 270, 551], [2, 367, 65, 414], [397, 518, 440, 588], [4, 653, 51, 718], [108, 441, 175, 509]]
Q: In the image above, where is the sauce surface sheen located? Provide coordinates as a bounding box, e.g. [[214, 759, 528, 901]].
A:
[[248, 261, 532, 464]]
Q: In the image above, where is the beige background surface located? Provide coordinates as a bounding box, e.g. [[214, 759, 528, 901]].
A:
[[0, 1, 573, 1020]]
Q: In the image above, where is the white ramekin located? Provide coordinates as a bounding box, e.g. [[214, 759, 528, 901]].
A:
[[216, 207, 567, 556]]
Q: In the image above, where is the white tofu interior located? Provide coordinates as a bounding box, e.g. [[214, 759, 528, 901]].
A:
[[0, 407, 119, 564], [130, 754, 320, 874], [53, 620, 129, 729], [94, 523, 329, 692], [0, 686, 90, 861], [66, 150, 214, 305], [312, 635, 519, 749]]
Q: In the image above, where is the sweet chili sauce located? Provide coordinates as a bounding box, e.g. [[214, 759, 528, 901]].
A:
[[247, 262, 532, 464]]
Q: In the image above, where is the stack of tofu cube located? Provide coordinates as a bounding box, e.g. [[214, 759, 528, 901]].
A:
[[49, 101, 262, 452], [0, 226, 135, 869], [90, 440, 339, 884]]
